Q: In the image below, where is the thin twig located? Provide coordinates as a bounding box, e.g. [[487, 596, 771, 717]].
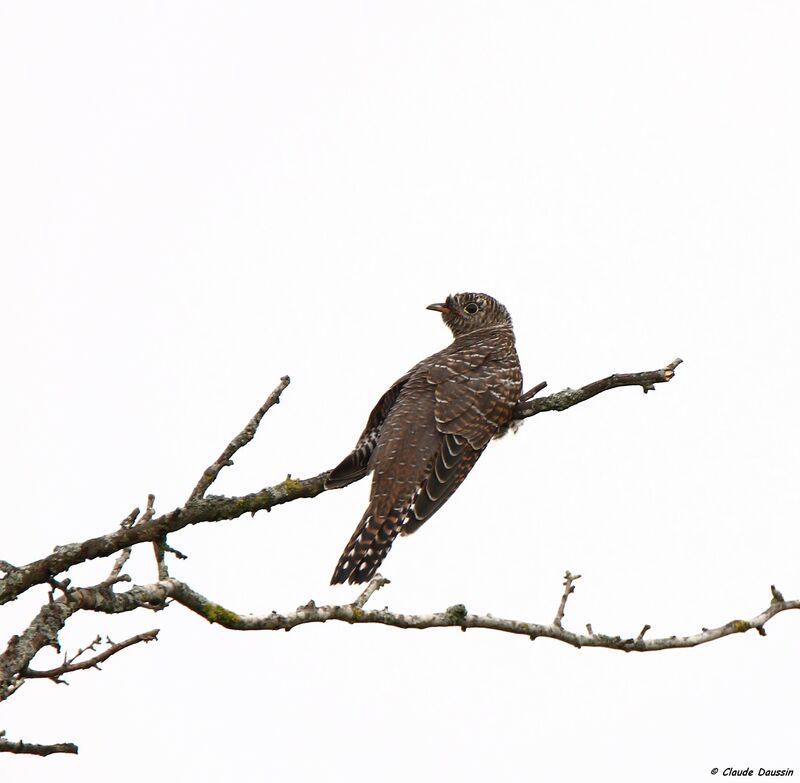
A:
[[120, 507, 140, 528], [23, 630, 159, 682], [139, 494, 156, 526], [139, 494, 170, 581], [518, 380, 548, 403], [64, 635, 101, 667], [162, 541, 188, 560], [102, 548, 132, 587], [553, 571, 581, 628], [188, 375, 291, 503], [352, 576, 390, 609], [47, 577, 72, 603]]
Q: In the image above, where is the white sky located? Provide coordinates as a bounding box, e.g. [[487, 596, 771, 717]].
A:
[[2, 3, 799, 781]]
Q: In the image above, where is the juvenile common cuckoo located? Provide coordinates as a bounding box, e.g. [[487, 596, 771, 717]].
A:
[[327, 292, 522, 585]]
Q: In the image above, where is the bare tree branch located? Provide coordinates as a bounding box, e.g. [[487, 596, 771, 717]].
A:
[[44, 573, 797, 654], [0, 474, 328, 607], [177, 576, 800, 651], [0, 731, 78, 756], [513, 358, 682, 420], [0, 361, 682, 608], [188, 375, 291, 503], [352, 575, 391, 609], [104, 548, 132, 586], [553, 571, 581, 628], [22, 630, 159, 683]]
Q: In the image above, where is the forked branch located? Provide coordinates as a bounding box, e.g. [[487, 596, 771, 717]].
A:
[[514, 358, 682, 419], [59, 572, 800, 653], [0, 359, 683, 607], [22, 630, 159, 683]]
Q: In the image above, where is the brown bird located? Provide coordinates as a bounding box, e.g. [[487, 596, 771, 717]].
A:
[[326, 292, 522, 585]]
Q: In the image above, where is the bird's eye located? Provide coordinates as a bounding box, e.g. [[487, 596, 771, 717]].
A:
[[464, 302, 479, 315]]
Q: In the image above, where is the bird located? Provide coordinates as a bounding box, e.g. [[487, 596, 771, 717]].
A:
[[326, 292, 523, 585]]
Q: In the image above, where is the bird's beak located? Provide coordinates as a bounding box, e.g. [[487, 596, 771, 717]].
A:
[[426, 302, 451, 313]]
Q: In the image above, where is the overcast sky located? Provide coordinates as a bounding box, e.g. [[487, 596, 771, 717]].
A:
[[2, 3, 799, 781]]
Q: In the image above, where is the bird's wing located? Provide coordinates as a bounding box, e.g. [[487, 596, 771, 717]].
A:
[[324, 371, 412, 489], [400, 432, 484, 535], [428, 334, 521, 450], [402, 338, 520, 533]]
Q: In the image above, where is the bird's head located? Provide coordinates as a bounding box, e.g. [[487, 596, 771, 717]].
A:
[[427, 293, 512, 337]]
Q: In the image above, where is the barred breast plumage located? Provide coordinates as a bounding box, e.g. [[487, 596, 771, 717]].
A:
[[326, 292, 523, 585]]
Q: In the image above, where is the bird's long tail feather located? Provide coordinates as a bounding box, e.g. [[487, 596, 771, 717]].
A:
[[330, 506, 404, 585]]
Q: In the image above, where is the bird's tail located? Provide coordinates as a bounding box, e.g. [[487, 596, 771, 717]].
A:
[[330, 506, 404, 585]]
